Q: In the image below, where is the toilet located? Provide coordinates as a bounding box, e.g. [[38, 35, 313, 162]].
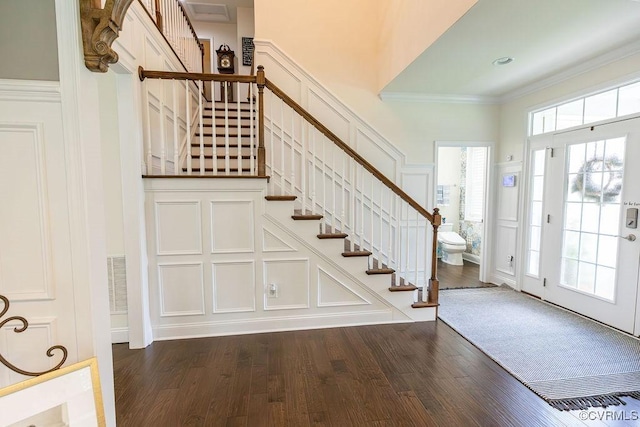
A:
[[438, 223, 467, 266]]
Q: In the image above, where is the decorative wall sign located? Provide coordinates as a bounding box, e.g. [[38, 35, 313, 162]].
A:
[[242, 37, 254, 66]]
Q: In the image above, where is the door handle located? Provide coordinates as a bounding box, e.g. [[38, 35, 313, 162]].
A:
[[619, 234, 637, 241]]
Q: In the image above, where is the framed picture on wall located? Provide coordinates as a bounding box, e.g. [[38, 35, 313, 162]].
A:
[[242, 37, 254, 66], [0, 358, 105, 426]]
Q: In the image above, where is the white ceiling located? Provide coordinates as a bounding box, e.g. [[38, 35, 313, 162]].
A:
[[181, 0, 253, 24], [381, 0, 640, 101]]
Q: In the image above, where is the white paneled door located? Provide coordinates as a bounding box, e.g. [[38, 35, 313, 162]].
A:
[[526, 118, 640, 334]]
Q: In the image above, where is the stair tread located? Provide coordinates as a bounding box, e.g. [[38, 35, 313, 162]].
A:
[[389, 284, 418, 292], [194, 154, 254, 159], [317, 233, 348, 239], [292, 213, 323, 220], [342, 250, 372, 257], [265, 195, 297, 201], [366, 268, 395, 275]]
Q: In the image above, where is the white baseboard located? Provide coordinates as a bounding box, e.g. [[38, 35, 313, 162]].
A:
[[111, 327, 129, 344], [490, 273, 517, 289], [151, 310, 415, 341], [462, 253, 480, 264]]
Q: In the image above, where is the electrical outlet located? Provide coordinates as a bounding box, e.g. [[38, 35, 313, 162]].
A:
[[268, 283, 278, 298]]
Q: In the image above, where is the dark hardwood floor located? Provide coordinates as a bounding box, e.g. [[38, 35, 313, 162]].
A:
[[112, 321, 638, 426], [438, 259, 495, 290]]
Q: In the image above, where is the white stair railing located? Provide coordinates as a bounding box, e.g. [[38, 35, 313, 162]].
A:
[[263, 83, 441, 305], [138, 66, 441, 307]]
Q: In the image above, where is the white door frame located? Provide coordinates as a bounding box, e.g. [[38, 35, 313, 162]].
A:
[[434, 141, 495, 283]]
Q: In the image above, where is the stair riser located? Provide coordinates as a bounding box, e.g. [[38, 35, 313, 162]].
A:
[[190, 147, 254, 157], [189, 159, 254, 168]]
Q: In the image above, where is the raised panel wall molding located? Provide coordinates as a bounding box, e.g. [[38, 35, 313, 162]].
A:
[[158, 262, 205, 317], [212, 260, 256, 313], [0, 123, 54, 301], [317, 267, 370, 308], [154, 200, 203, 255], [210, 200, 255, 253]]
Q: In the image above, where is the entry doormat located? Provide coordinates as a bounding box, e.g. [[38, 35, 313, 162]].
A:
[[438, 287, 640, 410]]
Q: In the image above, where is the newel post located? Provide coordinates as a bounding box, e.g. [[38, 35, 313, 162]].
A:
[[256, 65, 266, 177], [429, 207, 442, 306]]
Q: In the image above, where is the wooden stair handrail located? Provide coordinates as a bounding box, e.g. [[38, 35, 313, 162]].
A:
[[138, 68, 257, 84], [265, 78, 439, 225]]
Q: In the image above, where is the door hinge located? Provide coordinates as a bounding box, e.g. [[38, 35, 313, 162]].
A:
[[547, 214, 551, 223], [543, 278, 547, 287], [550, 148, 555, 158]]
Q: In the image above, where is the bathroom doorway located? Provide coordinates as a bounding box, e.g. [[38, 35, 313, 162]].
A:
[[435, 142, 494, 289]]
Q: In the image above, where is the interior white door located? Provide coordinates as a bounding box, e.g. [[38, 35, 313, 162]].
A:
[[542, 119, 640, 334]]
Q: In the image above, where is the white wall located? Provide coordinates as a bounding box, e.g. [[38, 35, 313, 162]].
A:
[[0, 0, 59, 81], [377, 0, 477, 91], [236, 7, 255, 76], [436, 147, 462, 230], [194, 22, 236, 73]]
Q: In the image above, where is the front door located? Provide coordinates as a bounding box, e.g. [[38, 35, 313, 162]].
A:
[[536, 118, 640, 334]]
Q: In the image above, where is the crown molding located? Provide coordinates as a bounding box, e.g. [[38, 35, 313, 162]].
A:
[[379, 91, 500, 105]]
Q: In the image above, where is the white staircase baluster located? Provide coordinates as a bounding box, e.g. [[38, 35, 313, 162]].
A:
[[340, 153, 346, 235], [370, 176, 374, 264], [359, 165, 365, 253], [290, 109, 295, 195], [224, 83, 230, 175], [311, 129, 317, 215], [424, 216, 429, 300], [331, 144, 336, 233], [186, 79, 192, 175], [159, 81, 166, 175], [198, 80, 204, 175], [280, 99, 285, 194], [415, 209, 420, 298], [405, 204, 410, 285], [301, 121, 307, 213], [172, 80, 179, 175], [249, 82, 255, 174], [237, 82, 241, 175], [322, 138, 327, 229], [379, 183, 383, 267], [269, 92, 275, 192], [388, 188, 393, 270], [349, 157, 355, 249], [143, 79, 152, 175], [396, 199, 403, 287]]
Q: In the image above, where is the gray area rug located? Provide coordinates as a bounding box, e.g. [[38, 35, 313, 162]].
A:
[[438, 287, 640, 410]]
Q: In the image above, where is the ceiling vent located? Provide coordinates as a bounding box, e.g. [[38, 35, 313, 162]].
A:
[[183, 3, 230, 22]]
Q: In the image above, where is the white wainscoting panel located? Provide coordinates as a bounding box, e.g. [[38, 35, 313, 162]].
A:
[[491, 162, 522, 287], [263, 259, 310, 310], [212, 260, 256, 313], [0, 123, 53, 300], [0, 317, 58, 385], [262, 226, 296, 252], [158, 262, 205, 316], [317, 267, 370, 307], [155, 201, 202, 255], [497, 167, 521, 222], [494, 224, 518, 277], [211, 200, 255, 253]]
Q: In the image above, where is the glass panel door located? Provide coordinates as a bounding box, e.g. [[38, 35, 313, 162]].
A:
[[522, 135, 551, 297], [541, 118, 640, 334]]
